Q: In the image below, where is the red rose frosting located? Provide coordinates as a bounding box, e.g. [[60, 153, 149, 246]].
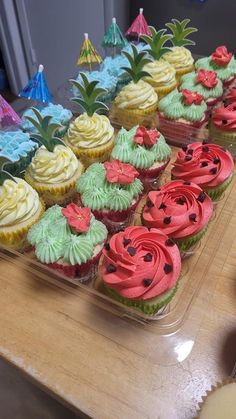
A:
[[104, 160, 139, 184], [134, 126, 160, 147], [172, 142, 234, 189], [142, 180, 213, 239], [212, 103, 236, 131], [211, 46, 233, 67], [182, 89, 204, 105], [225, 87, 236, 104], [196, 69, 218, 88], [62, 204, 91, 233], [100, 226, 181, 300]]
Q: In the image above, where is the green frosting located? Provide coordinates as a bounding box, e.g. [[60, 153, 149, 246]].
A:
[[27, 205, 108, 265], [158, 88, 207, 122], [195, 56, 236, 81], [180, 72, 223, 99], [111, 126, 171, 169], [76, 162, 143, 211]]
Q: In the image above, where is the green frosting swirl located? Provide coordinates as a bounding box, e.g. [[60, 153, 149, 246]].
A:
[[195, 56, 236, 81], [180, 72, 223, 99], [27, 206, 108, 265], [159, 89, 207, 122], [111, 126, 171, 169], [76, 162, 143, 211]]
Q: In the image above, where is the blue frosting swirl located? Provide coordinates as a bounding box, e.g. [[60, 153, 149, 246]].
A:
[[0, 130, 38, 162], [22, 103, 72, 133]]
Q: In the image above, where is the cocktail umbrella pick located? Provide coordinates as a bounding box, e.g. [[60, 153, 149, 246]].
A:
[[102, 17, 128, 57], [126, 8, 151, 41], [77, 33, 102, 73], [18, 64, 52, 103], [0, 95, 21, 128]]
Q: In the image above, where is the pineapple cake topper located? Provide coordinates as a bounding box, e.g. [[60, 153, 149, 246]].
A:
[[0, 157, 16, 186], [166, 18, 198, 47], [77, 33, 102, 72], [70, 73, 109, 116], [126, 8, 151, 40], [25, 108, 65, 152], [141, 27, 173, 60], [102, 17, 128, 57], [121, 45, 152, 83]]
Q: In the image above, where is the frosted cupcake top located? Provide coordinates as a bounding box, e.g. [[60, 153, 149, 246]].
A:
[[0, 130, 37, 162], [143, 59, 176, 88], [180, 69, 223, 101], [72, 70, 117, 97], [22, 103, 72, 133], [195, 46, 236, 82], [114, 80, 158, 110], [163, 47, 194, 70]]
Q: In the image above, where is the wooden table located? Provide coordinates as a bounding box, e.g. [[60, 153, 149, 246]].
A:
[[0, 148, 236, 419]]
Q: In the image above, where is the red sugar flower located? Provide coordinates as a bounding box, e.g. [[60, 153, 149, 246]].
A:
[[134, 126, 160, 147], [104, 160, 139, 184], [196, 69, 218, 88], [182, 89, 204, 106], [211, 46, 232, 67], [62, 204, 91, 233]]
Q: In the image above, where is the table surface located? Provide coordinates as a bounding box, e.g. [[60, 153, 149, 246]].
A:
[[0, 147, 236, 419]]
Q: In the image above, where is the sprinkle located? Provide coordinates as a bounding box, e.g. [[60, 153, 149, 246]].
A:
[[185, 155, 192, 161], [104, 243, 110, 251], [189, 213, 197, 222], [187, 149, 193, 155], [127, 247, 136, 256], [123, 238, 131, 247], [197, 192, 206, 203], [176, 196, 186, 205], [222, 119, 227, 125], [213, 158, 220, 164], [182, 145, 188, 152], [144, 253, 152, 262], [159, 202, 167, 210], [210, 167, 217, 174], [201, 161, 208, 167], [143, 278, 152, 287], [183, 181, 191, 185], [163, 216, 171, 224], [165, 238, 175, 247], [202, 146, 209, 152], [146, 200, 154, 208], [106, 264, 117, 273], [164, 263, 173, 274]]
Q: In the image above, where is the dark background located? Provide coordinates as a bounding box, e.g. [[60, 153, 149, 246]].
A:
[[130, 0, 236, 55]]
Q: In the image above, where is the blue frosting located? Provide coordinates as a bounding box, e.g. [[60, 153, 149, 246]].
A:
[[0, 130, 38, 162], [22, 103, 72, 133], [72, 69, 117, 97]]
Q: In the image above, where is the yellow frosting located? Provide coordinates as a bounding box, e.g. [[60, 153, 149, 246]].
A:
[[28, 145, 79, 184], [67, 113, 114, 149], [114, 80, 158, 110], [163, 47, 194, 70], [0, 178, 40, 227], [143, 59, 176, 87]]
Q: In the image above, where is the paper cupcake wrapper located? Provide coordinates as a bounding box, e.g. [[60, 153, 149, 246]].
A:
[[138, 159, 170, 179], [204, 174, 233, 201], [209, 124, 236, 159], [176, 64, 195, 83], [110, 102, 158, 130], [145, 80, 177, 99], [64, 135, 114, 161], [0, 199, 45, 251], [174, 225, 208, 252], [222, 75, 236, 87], [103, 281, 179, 315], [92, 199, 140, 222]]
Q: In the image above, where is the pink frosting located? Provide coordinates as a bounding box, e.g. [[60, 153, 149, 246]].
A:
[[172, 142, 234, 189], [212, 103, 236, 131], [100, 226, 181, 300], [142, 180, 213, 239]]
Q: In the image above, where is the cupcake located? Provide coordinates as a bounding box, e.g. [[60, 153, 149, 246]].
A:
[[141, 27, 177, 98], [0, 130, 37, 177], [142, 180, 213, 252], [197, 379, 236, 419], [27, 203, 107, 280], [99, 226, 181, 315], [22, 103, 73, 138], [209, 102, 236, 159], [0, 163, 44, 251], [180, 69, 223, 107], [111, 125, 171, 191], [111, 45, 158, 129], [24, 108, 83, 207], [163, 19, 197, 81], [172, 142, 234, 200], [195, 46, 236, 88], [76, 160, 143, 232], [65, 73, 115, 167], [158, 89, 208, 146]]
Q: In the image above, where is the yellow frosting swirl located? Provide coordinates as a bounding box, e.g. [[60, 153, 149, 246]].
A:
[[144, 59, 176, 87], [114, 80, 158, 110], [0, 178, 40, 227], [163, 47, 194, 70], [28, 145, 79, 184], [67, 113, 114, 149]]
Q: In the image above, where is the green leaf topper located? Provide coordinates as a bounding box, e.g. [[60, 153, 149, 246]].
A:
[[121, 44, 152, 83], [25, 108, 65, 152], [166, 18, 198, 47], [70, 73, 109, 117], [0, 156, 16, 186], [141, 27, 172, 60]]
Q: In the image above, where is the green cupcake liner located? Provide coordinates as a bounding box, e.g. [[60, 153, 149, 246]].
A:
[[104, 281, 179, 315], [174, 225, 208, 252], [204, 174, 233, 201]]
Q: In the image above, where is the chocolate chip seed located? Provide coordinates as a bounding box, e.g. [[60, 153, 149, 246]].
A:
[[143, 278, 152, 287], [164, 264, 173, 274], [210, 167, 217, 174], [144, 253, 153, 262], [165, 238, 175, 247], [127, 247, 136, 256], [104, 243, 110, 251], [123, 238, 131, 247], [197, 192, 206, 203], [189, 213, 197, 222], [163, 216, 171, 225], [146, 200, 154, 208], [106, 264, 117, 273]]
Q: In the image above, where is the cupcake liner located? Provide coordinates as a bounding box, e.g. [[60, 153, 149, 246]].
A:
[[223, 75, 236, 87], [103, 281, 179, 315], [137, 160, 170, 192], [93, 199, 140, 223], [64, 135, 115, 165], [209, 124, 236, 159], [46, 250, 102, 280], [204, 174, 233, 201], [176, 65, 195, 83], [174, 225, 208, 252], [110, 103, 158, 130], [0, 199, 45, 252]]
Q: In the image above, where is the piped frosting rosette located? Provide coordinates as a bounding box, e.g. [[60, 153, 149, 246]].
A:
[[210, 103, 236, 159], [172, 142, 234, 200], [100, 226, 181, 314], [142, 180, 213, 251], [195, 46, 236, 85]]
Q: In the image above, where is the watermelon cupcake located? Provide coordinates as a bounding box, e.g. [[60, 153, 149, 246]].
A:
[[209, 102, 236, 159], [99, 226, 181, 315], [142, 180, 213, 252]]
